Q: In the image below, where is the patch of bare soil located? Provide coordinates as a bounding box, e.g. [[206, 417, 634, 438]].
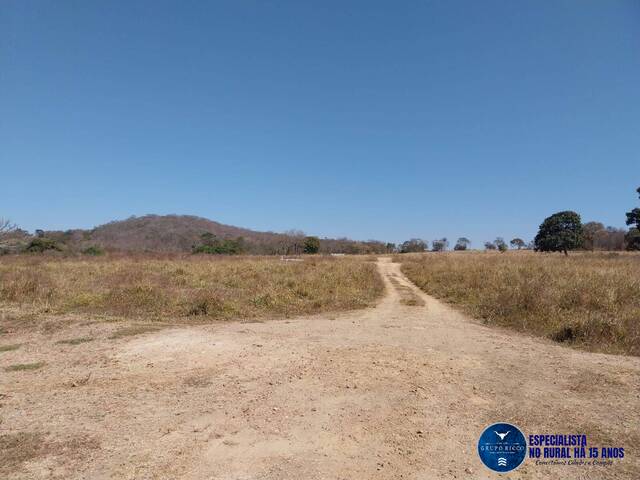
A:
[[1, 258, 638, 479]]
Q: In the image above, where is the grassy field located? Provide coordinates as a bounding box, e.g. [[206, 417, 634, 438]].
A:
[[397, 251, 640, 355], [0, 254, 383, 327]]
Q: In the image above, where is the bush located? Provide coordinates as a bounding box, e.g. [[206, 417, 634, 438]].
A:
[[82, 246, 104, 256], [192, 233, 244, 255], [25, 237, 61, 253], [303, 236, 320, 254]]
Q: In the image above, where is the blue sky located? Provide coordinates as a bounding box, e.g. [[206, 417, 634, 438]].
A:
[[2, 1, 639, 246]]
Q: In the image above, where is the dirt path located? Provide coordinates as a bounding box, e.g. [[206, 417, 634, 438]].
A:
[[2, 258, 639, 479]]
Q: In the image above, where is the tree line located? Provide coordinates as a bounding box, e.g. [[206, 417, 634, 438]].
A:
[[3, 187, 639, 256], [397, 186, 640, 254]]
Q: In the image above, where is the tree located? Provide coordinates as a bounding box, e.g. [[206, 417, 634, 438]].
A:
[[385, 242, 397, 253], [454, 237, 470, 251], [0, 218, 27, 254], [625, 187, 640, 250], [303, 236, 320, 254], [192, 233, 245, 254], [0, 218, 17, 242], [431, 238, 448, 252], [400, 239, 427, 253], [582, 221, 605, 250], [494, 237, 508, 252], [510, 238, 525, 250], [626, 228, 640, 251], [534, 211, 583, 255], [484, 241, 496, 250]]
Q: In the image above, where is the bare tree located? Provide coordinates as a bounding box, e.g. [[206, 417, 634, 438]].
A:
[[0, 218, 17, 241]]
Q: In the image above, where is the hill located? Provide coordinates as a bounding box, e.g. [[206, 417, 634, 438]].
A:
[[41, 214, 390, 255]]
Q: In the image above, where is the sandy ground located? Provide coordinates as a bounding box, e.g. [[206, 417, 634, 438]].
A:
[[1, 258, 639, 479]]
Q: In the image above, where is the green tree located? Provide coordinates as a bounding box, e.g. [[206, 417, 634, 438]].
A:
[[303, 236, 320, 254], [432, 238, 448, 252], [534, 211, 583, 255], [400, 239, 427, 253], [626, 228, 640, 251], [625, 187, 640, 250], [192, 233, 244, 254], [454, 237, 470, 251], [510, 238, 525, 250], [484, 241, 496, 250], [495, 237, 508, 252]]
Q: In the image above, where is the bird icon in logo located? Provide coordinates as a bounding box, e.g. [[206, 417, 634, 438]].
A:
[[494, 431, 510, 441]]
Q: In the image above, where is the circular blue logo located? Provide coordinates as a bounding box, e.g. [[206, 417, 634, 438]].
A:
[[478, 422, 527, 472]]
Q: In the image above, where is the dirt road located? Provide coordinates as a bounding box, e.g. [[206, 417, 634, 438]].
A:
[[2, 258, 639, 479]]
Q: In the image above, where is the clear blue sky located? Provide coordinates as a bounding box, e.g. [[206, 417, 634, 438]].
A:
[[2, 1, 639, 246]]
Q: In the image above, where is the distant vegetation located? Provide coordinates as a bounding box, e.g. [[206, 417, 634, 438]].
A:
[[399, 239, 428, 253], [394, 187, 640, 254], [510, 238, 525, 249], [453, 237, 470, 251], [2, 186, 639, 255], [25, 237, 62, 253], [0, 215, 393, 256], [397, 252, 640, 356], [192, 232, 245, 255], [626, 187, 640, 250]]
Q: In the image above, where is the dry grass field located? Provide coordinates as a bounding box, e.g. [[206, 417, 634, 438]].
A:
[[397, 251, 640, 355], [0, 256, 639, 478], [0, 254, 383, 330]]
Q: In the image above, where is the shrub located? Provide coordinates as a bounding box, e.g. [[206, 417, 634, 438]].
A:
[[25, 237, 61, 253], [303, 236, 320, 254], [82, 246, 104, 256]]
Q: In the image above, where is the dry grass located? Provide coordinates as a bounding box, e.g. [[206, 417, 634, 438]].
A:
[[0, 432, 47, 476], [389, 277, 425, 306], [0, 431, 99, 476], [56, 337, 94, 345], [5, 361, 45, 372], [0, 343, 21, 352], [397, 251, 640, 355], [108, 325, 161, 339], [0, 255, 383, 327]]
